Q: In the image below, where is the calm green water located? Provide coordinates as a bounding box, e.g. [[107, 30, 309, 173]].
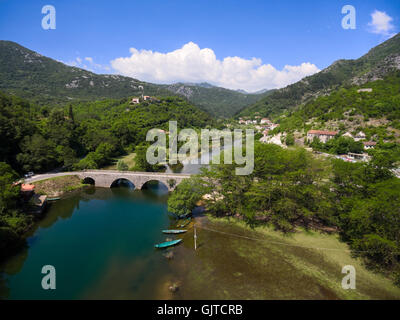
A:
[[0, 140, 238, 300], [0, 186, 182, 299]]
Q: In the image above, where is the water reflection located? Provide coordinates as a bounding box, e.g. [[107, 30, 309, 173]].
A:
[[0, 184, 174, 300]]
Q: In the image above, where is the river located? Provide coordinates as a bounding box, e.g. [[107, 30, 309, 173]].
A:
[[0, 140, 237, 299], [1, 140, 399, 300]]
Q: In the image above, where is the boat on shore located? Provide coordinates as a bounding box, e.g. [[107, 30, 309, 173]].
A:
[[162, 229, 187, 234], [47, 197, 61, 201], [154, 239, 182, 249]]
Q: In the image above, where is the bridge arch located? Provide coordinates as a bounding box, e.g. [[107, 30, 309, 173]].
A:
[[110, 178, 135, 189], [141, 180, 169, 194], [82, 177, 95, 185]]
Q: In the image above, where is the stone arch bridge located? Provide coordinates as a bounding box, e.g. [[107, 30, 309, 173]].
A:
[[27, 170, 192, 191]]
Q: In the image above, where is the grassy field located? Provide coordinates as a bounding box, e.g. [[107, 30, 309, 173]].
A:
[[161, 216, 400, 300], [102, 153, 136, 170], [33, 175, 87, 197]]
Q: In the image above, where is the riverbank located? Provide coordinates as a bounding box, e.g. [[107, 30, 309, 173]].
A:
[[0, 176, 89, 263], [160, 215, 400, 300], [33, 175, 89, 197]]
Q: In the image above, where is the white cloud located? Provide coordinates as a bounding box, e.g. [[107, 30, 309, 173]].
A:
[[63, 56, 110, 72], [368, 10, 396, 37], [110, 42, 320, 92]]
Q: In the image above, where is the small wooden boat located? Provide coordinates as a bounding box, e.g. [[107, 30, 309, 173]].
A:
[[154, 239, 182, 249], [47, 197, 61, 201], [162, 229, 187, 234]]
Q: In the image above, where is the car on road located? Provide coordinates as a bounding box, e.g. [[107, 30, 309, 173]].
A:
[[24, 172, 34, 178]]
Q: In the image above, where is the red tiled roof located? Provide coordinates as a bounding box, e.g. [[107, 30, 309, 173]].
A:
[[21, 184, 35, 192], [363, 141, 377, 146], [308, 130, 338, 136]]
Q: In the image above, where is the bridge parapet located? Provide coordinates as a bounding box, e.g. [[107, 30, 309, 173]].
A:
[[78, 170, 192, 190], [26, 170, 192, 191]]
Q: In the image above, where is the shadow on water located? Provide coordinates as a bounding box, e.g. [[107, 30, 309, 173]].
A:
[[0, 180, 175, 299]]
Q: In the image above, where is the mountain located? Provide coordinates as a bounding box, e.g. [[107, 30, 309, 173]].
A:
[[0, 41, 268, 118], [165, 82, 270, 118], [240, 33, 400, 118], [273, 71, 400, 144], [0, 41, 175, 105]]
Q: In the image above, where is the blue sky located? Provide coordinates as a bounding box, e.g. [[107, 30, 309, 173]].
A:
[[0, 0, 398, 91]]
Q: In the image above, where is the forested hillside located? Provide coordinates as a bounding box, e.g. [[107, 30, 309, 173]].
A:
[[166, 83, 270, 117], [0, 41, 267, 118], [0, 92, 213, 174], [274, 71, 400, 145], [240, 33, 400, 118], [0, 41, 172, 105]]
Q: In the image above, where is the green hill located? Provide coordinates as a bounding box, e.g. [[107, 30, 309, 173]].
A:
[[275, 71, 400, 137], [0, 41, 268, 118], [240, 33, 400, 118], [0, 91, 214, 173], [165, 83, 270, 118], [0, 41, 172, 105]]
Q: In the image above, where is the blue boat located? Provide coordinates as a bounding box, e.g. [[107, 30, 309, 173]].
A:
[[162, 229, 187, 234], [154, 239, 182, 249]]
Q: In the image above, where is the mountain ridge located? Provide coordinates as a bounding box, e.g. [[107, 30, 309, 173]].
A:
[[0, 40, 268, 118], [239, 33, 400, 118]]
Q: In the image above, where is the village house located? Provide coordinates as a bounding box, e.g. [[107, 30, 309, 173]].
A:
[[342, 132, 353, 139], [269, 123, 279, 130], [363, 141, 377, 150], [307, 130, 338, 143], [131, 97, 140, 104], [20, 184, 48, 214], [260, 118, 270, 124], [354, 131, 366, 141], [238, 119, 246, 124], [357, 88, 373, 93], [347, 152, 371, 162]]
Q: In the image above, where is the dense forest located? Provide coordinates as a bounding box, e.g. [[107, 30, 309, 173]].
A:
[[0, 91, 213, 173], [0, 91, 214, 260], [168, 142, 400, 286]]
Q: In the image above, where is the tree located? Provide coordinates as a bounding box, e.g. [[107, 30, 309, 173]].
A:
[[285, 133, 295, 146], [133, 145, 165, 172], [0, 162, 19, 216], [117, 160, 128, 171], [167, 177, 206, 216], [17, 134, 57, 172]]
